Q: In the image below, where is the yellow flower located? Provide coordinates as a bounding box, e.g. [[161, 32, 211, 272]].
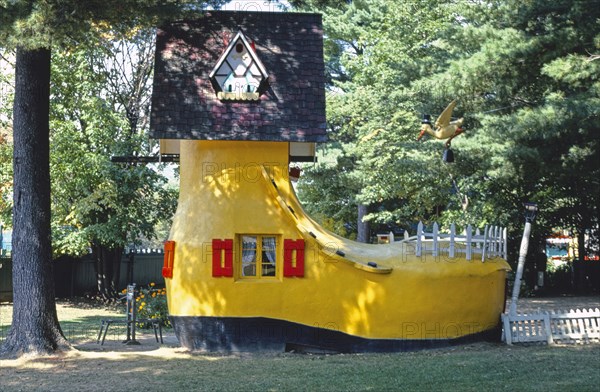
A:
[[140, 294, 145, 299], [152, 293, 156, 298], [150, 282, 156, 287]]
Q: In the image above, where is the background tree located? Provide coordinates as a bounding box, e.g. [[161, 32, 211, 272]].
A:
[[0, 135, 10, 227], [0, 50, 14, 231], [432, 0, 600, 269], [50, 29, 177, 300], [296, 0, 599, 277], [297, 0, 460, 239], [0, 0, 226, 357]]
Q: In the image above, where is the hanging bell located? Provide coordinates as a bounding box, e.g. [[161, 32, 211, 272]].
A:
[[443, 148, 454, 163]]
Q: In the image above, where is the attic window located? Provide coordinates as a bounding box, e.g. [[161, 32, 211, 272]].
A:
[[209, 31, 269, 101]]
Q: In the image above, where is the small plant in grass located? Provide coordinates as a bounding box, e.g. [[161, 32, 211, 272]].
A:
[[121, 283, 170, 328]]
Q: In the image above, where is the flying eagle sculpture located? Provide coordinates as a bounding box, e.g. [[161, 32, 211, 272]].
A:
[[417, 100, 464, 147]]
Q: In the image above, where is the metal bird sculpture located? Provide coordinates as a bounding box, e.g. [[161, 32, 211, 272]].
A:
[[417, 100, 464, 148]]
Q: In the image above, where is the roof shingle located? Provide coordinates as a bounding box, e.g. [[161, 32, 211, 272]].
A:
[[150, 11, 327, 143]]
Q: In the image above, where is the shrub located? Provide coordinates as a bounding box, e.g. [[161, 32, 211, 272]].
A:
[[122, 283, 170, 328], [545, 263, 573, 294]]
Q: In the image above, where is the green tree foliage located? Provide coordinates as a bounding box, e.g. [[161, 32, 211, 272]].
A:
[[51, 29, 176, 300], [297, 0, 599, 261], [0, 0, 226, 357], [0, 135, 11, 228], [298, 0, 462, 237], [0, 0, 228, 47], [50, 30, 176, 257], [48, 30, 178, 299], [0, 51, 13, 226], [0, 127, 11, 228]]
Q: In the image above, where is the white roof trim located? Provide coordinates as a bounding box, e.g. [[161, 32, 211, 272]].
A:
[[209, 30, 269, 80]]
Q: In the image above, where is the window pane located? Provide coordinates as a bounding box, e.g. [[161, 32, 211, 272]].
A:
[[261, 236, 276, 277], [241, 235, 257, 276]]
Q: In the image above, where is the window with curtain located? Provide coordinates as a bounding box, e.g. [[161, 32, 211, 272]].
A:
[[240, 235, 278, 278]]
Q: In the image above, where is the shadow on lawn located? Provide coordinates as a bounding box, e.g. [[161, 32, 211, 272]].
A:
[[1, 312, 177, 351]]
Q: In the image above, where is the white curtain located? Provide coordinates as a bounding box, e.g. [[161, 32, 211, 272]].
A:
[[262, 236, 276, 265], [241, 236, 257, 276]]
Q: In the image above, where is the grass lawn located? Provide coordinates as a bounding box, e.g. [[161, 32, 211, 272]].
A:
[[1, 300, 599, 392], [1, 299, 127, 343]]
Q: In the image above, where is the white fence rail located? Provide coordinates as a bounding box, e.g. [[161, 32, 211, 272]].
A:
[[401, 222, 507, 261], [502, 308, 600, 344]]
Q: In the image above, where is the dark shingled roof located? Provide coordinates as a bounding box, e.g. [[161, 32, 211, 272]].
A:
[[149, 11, 328, 142]]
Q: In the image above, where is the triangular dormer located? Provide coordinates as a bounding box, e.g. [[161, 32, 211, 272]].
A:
[[209, 31, 269, 101]]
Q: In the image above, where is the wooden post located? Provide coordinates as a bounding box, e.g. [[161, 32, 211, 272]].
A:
[[482, 225, 489, 262], [490, 226, 496, 256], [502, 314, 513, 344], [416, 221, 423, 257], [449, 223, 455, 258], [466, 225, 472, 261], [432, 222, 439, 257], [544, 312, 554, 344], [503, 227, 508, 259], [494, 226, 500, 256]]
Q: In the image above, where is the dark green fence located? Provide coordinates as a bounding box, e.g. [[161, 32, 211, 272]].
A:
[[0, 257, 11, 302], [0, 253, 165, 302]]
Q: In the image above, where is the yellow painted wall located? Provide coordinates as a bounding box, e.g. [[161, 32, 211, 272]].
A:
[[166, 140, 510, 340]]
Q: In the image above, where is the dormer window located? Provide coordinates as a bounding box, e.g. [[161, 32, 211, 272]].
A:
[[209, 31, 269, 101]]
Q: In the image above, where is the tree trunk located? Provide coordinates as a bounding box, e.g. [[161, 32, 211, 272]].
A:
[[92, 243, 123, 301], [357, 204, 370, 243], [0, 47, 68, 357], [577, 230, 586, 263], [574, 229, 587, 293]]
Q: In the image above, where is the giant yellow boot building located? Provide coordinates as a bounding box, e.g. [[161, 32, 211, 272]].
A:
[[150, 11, 510, 352]]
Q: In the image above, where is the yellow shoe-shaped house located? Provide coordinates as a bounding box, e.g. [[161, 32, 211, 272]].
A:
[[151, 12, 510, 352], [162, 140, 510, 352]]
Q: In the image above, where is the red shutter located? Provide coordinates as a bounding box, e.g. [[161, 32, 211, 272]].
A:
[[212, 239, 234, 277], [284, 239, 305, 277], [162, 240, 175, 278]]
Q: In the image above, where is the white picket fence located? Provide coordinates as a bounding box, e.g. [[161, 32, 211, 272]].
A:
[[502, 308, 600, 345], [401, 222, 507, 262]]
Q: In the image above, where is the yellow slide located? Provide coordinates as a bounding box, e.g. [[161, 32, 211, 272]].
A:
[[261, 165, 395, 274]]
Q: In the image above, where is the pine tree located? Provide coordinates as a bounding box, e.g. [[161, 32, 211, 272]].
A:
[[297, 0, 599, 268]]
